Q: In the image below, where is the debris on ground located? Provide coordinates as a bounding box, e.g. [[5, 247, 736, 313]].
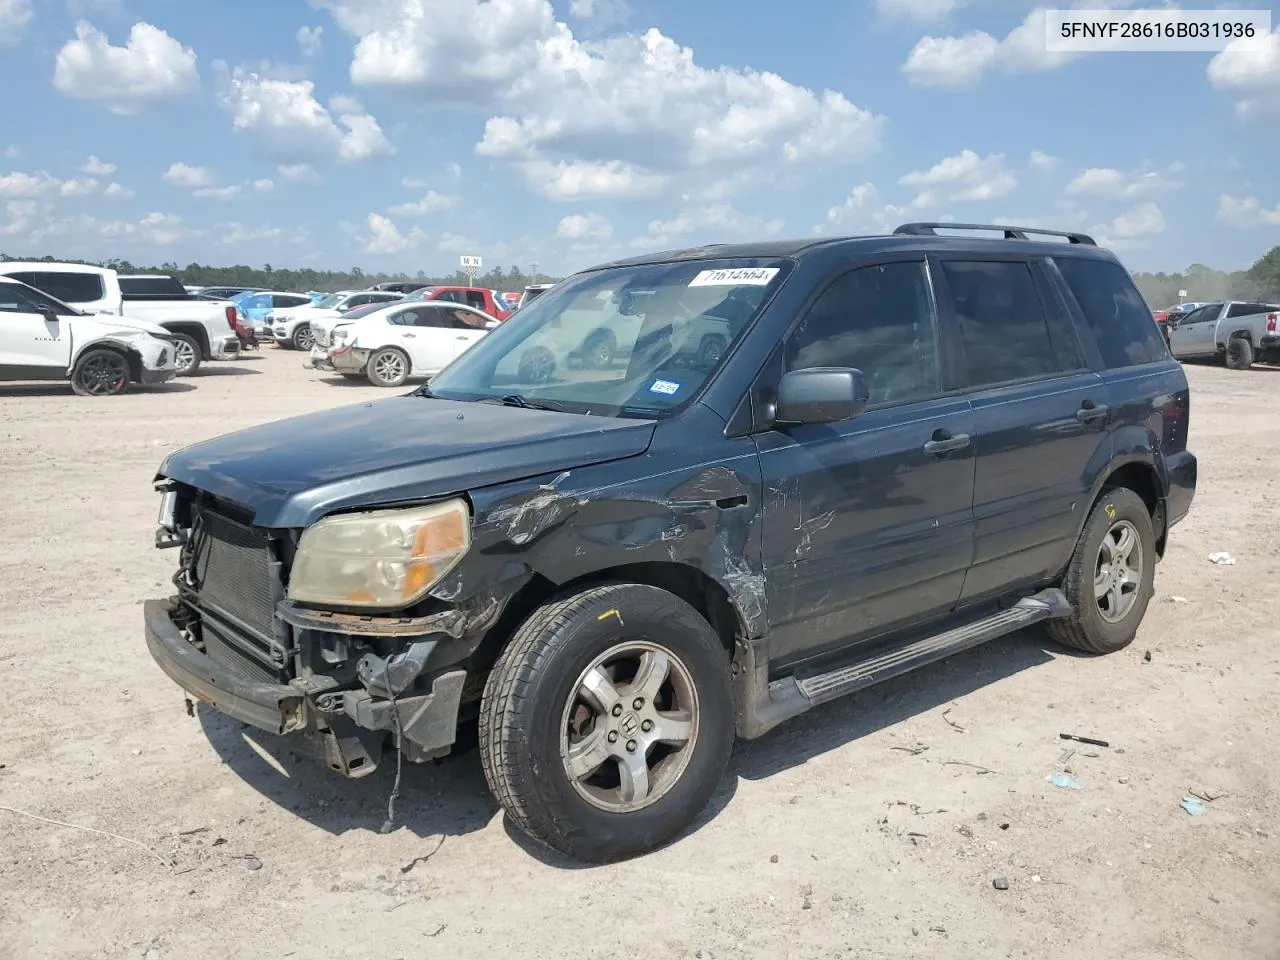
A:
[[1060, 733, 1110, 747], [941, 707, 967, 733], [890, 743, 929, 755], [1167, 596, 1190, 603], [1180, 797, 1207, 816], [1046, 773, 1082, 790], [1144, 651, 1153, 662], [241, 855, 263, 871], [992, 877, 1010, 890], [400, 835, 446, 874], [1208, 552, 1236, 565], [1188, 787, 1227, 803]]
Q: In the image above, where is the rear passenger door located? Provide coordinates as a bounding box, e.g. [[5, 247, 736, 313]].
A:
[[933, 257, 1109, 603], [756, 259, 977, 668]]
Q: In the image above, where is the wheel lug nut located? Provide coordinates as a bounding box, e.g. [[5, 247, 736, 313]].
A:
[[611, 704, 623, 716], [626, 740, 637, 753], [641, 719, 654, 733], [633, 697, 644, 709], [607, 731, 618, 743]]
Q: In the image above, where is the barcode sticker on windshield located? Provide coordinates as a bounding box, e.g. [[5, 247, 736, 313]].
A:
[[688, 267, 779, 287]]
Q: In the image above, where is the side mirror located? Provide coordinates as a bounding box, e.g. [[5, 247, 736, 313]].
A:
[[336, 304, 351, 312], [40, 307, 60, 323], [775, 367, 870, 426]]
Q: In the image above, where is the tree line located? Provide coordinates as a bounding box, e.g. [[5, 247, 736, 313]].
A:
[[3, 245, 1278, 306]]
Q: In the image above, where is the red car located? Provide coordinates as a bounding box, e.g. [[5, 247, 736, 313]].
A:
[[408, 285, 512, 321]]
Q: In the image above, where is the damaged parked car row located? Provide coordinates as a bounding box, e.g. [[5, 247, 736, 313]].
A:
[[143, 223, 1196, 863]]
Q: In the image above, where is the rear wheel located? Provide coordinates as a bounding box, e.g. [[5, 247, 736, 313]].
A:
[[1225, 337, 1253, 370], [365, 347, 409, 387], [1048, 488, 1155, 654], [518, 346, 555, 383], [697, 333, 728, 365], [170, 333, 202, 376], [582, 330, 616, 369], [70, 348, 130, 397], [479, 582, 734, 863]]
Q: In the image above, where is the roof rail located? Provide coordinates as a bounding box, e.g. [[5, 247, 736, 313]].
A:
[[893, 222, 1097, 246]]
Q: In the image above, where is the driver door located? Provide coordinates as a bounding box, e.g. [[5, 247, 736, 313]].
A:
[[0, 285, 72, 375]]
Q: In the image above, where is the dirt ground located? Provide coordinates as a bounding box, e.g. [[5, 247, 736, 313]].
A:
[[1, 348, 1277, 960]]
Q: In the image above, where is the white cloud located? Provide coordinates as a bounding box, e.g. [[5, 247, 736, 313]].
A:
[[103, 182, 134, 199], [162, 162, 214, 189], [297, 25, 323, 58], [1065, 166, 1177, 200], [252, 178, 274, 193], [217, 222, 309, 246], [193, 185, 243, 200], [633, 202, 783, 249], [362, 213, 422, 255], [1217, 194, 1280, 228], [903, 9, 1077, 87], [1029, 150, 1057, 171], [0, 0, 33, 45], [1207, 27, 1280, 117], [216, 65, 393, 164], [278, 162, 322, 184], [1096, 201, 1166, 243], [444, 162, 463, 181], [388, 190, 457, 216], [517, 159, 666, 201], [53, 21, 199, 114], [81, 155, 117, 176], [17, 210, 196, 250], [317, 2, 883, 198], [0, 170, 99, 198], [557, 212, 613, 240], [876, 0, 963, 23], [899, 149, 1017, 204], [3, 145, 18, 159]]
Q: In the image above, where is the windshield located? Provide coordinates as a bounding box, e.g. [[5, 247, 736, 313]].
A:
[[427, 259, 791, 417], [342, 302, 396, 320], [316, 294, 344, 309]]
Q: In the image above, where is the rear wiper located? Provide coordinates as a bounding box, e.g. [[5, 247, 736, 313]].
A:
[[478, 394, 574, 412]]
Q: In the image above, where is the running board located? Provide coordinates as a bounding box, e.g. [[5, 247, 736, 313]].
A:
[[736, 589, 1071, 739]]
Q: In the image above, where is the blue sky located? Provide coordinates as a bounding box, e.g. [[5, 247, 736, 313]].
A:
[[0, 0, 1277, 277]]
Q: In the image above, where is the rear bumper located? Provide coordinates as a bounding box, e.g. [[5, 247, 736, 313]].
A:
[[210, 335, 242, 361], [1165, 450, 1197, 528]]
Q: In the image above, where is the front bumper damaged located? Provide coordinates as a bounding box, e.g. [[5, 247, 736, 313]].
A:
[[143, 597, 467, 778]]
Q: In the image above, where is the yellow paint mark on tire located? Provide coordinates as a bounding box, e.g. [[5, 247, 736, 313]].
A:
[[1104, 503, 1117, 521], [597, 608, 624, 625]]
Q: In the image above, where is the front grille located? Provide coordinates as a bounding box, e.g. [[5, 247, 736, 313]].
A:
[[203, 616, 281, 683], [190, 507, 278, 642]]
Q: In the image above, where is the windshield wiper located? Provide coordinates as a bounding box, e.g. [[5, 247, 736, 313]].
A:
[[478, 394, 575, 413]]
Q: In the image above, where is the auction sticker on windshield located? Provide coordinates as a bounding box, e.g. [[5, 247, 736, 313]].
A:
[[688, 267, 779, 287]]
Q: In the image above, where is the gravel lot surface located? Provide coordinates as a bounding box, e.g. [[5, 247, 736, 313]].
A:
[[1, 349, 1277, 960]]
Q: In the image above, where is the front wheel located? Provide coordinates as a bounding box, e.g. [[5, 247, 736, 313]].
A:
[[70, 348, 130, 397], [292, 323, 314, 352], [170, 333, 202, 376], [365, 347, 409, 387], [1048, 488, 1155, 655], [479, 583, 734, 863]]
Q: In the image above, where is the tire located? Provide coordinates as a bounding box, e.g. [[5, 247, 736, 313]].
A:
[[1048, 488, 1156, 655], [582, 330, 615, 369], [479, 582, 735, 863], [365, 347, 409, 387], [70, 348, 130, 397], [517, 346, 555, 384], [1225, 337, 1253, 370], [170, 333, 202, 376], [292, 323, 314, 352]]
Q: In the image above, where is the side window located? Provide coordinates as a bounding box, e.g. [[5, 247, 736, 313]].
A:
[[0, 284, 41, 312], [1054, 257, 1169, 368], [434, 290, 463, 304], [412, 308, 453, 328], [1227, 302, 1265, 318], [464, 291, 487, 310], [347, 295, 372, 307], [784, 260, 941, 407], [7, 271, 104, 304]]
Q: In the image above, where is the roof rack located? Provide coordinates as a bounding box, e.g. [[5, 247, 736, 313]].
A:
[[893, 222, 1097, 246]]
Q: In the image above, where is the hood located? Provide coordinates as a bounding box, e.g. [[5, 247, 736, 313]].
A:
[[108, 312, 171, 337], [158, 395, 657, 528]]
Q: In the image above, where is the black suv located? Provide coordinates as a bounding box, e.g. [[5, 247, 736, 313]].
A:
[[144, 223, 1196, 863]]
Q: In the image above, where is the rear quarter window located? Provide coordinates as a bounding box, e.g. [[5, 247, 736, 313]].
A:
[[1054, 258, 1169, 369], [7, 271, 105, 305]]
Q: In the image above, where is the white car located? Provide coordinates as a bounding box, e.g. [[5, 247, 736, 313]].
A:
[[268, 290, 405, 351], [0, 277, 178, 396], [308, 300, 497, 387]]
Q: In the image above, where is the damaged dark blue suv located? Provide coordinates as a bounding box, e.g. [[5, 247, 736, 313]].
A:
[[145, 222, 1196, 863]]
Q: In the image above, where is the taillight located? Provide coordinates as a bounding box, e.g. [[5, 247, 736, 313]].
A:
[[225, 305, 237, 330], [1268, 313, 1277, 333]]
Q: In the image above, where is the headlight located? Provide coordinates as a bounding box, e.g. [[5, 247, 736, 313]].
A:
[[288, 499, 471, 609]]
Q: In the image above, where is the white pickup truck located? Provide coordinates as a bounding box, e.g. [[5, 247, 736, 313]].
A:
[[1167, 299, 1280, 370], [0, 263, 242, 375]]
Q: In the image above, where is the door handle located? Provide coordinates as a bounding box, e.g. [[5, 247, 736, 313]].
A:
[[455, 335, 469, 340], [923, 430, 971, 455], [402, 332, 417, 338], [1075, 401, 1109, 423]]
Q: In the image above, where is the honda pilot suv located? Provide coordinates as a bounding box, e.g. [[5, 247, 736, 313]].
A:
[[144, 223, 1196, 863]]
